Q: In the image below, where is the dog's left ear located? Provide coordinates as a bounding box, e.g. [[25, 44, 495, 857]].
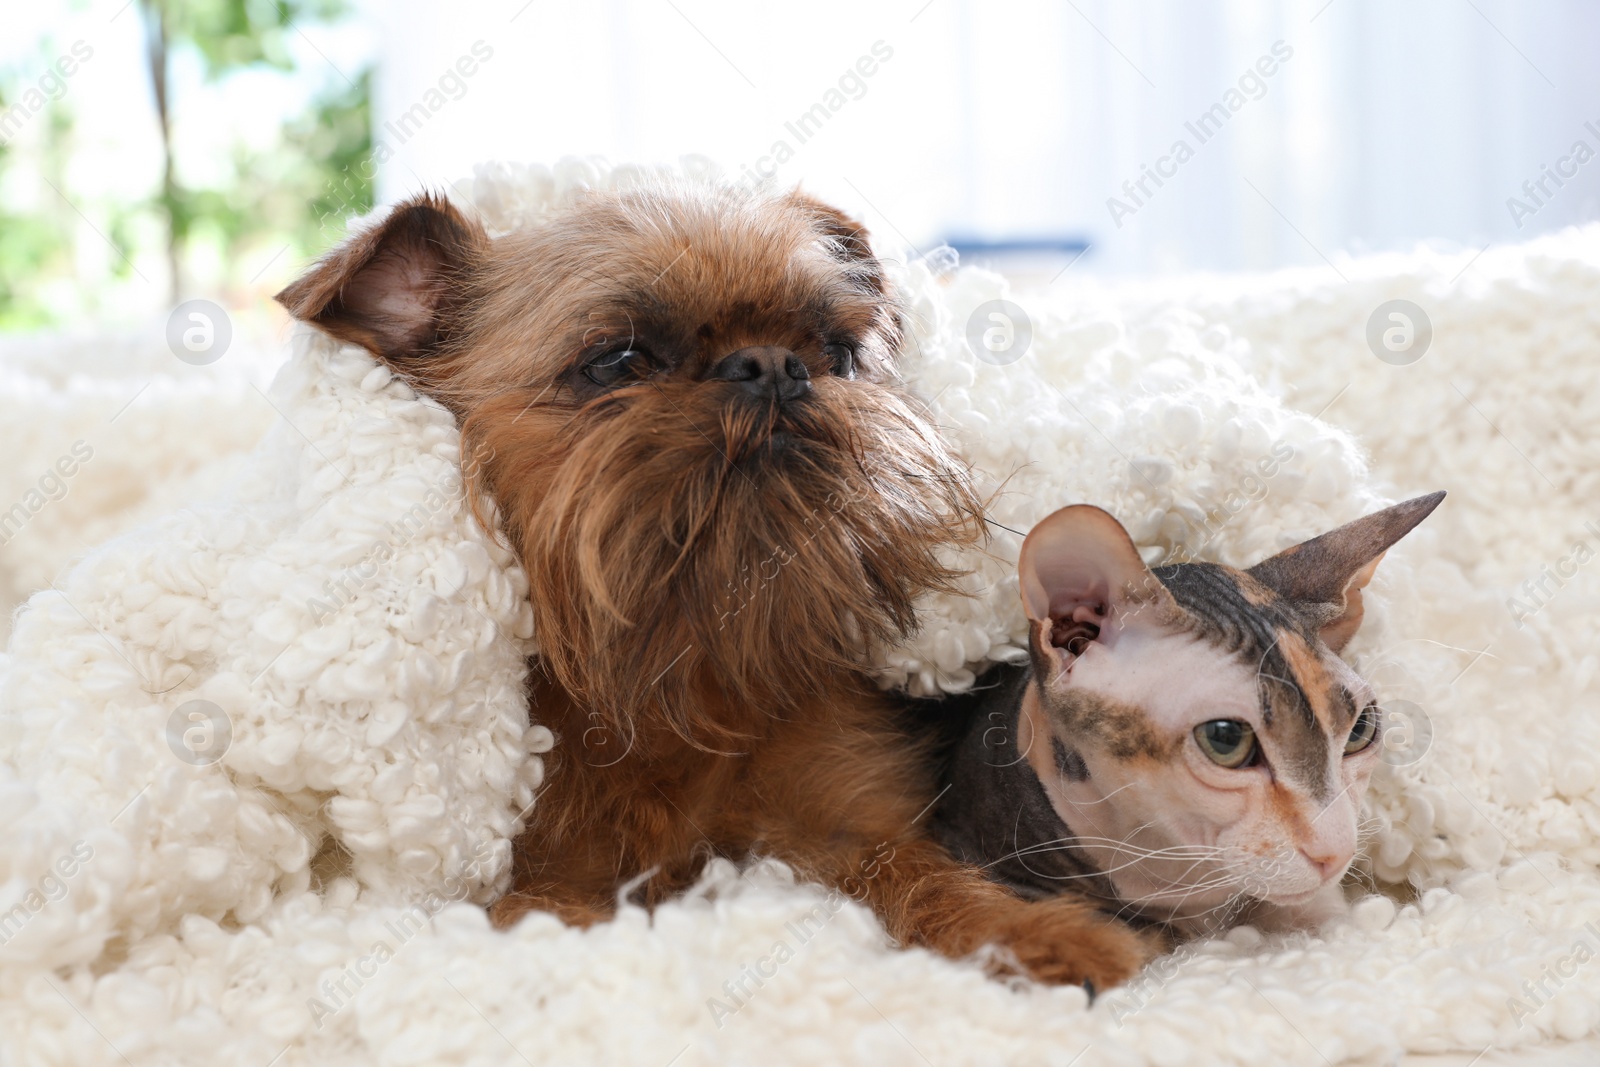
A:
[[788, 190, 887, 295], [275, 192, 488, 366]]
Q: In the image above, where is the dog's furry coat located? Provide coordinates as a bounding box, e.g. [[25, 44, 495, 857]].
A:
[[7, 162, 1600, 1065], [275, 181, 1156, 986]]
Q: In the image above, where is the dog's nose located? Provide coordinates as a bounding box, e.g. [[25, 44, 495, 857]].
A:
[[711, 346, 812, 403]]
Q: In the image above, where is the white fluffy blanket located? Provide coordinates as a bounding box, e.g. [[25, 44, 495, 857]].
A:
[[3, 160, 1599, 1066]]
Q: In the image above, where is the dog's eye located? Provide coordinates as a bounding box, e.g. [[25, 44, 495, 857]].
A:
[[584, 348, 655, 387], [821, 342, 855, 378]]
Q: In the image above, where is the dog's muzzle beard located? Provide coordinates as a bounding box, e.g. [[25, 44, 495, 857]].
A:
[[463, 377, 983, 750]]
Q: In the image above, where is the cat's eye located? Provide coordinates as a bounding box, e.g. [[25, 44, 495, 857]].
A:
[[821, 342, 855, 378], [1344, 704, 1381, 755], [1194, 719, 1257, 768], [583, 347, 656, 387]]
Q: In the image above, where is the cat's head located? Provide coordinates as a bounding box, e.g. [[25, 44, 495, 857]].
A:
[[1014, 492, 1444, 922]]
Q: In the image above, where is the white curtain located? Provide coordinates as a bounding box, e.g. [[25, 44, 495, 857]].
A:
[[364, 0, 1600, 274]]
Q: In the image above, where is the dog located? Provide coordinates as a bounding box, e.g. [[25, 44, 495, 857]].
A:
[[275, 181, 1156, 989]]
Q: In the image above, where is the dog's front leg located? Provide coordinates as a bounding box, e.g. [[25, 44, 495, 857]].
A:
[[742, 703, 1161, 990]]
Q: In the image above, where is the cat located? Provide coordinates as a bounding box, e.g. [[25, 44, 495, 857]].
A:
[[932, 492, 1444, 940]]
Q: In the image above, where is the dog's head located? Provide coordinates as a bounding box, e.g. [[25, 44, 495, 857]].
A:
[[277, 183, 981, 741]]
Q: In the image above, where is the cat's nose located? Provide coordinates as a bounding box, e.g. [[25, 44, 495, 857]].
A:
[[1301, 847, 1350, 882]]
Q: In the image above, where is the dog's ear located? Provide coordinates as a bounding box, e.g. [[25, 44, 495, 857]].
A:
[[275, 192, 487, 365], [787, 190, 887, 295]]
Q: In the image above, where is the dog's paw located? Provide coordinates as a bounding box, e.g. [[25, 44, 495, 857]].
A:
[[989, 900, 1161, 990], [487, 893, 611, 930]]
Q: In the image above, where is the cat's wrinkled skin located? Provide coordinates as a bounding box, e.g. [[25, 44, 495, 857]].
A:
[[935, 493, 1444, 939]]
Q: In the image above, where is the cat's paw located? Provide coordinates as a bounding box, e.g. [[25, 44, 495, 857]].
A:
[[988, 900, 1162, 990]]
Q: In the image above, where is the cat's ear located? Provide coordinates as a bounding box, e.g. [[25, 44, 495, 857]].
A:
[[1018, 505, 1182, 680], [1247, 491, 1445, 652], [274, 191, 487, 367]]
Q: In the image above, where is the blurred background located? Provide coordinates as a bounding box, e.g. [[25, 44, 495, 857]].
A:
[[3, 0, 1600, 331]]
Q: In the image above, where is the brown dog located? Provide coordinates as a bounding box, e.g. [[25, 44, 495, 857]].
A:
[[276, 181, 1154, 989]]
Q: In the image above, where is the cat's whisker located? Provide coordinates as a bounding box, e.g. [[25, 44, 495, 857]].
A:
[[1004, 841, 1250, 913], [1142, 861, 1249, 895], [1308, 780, 1359, 827], [1128, 880, 1244, 913], [990, 843, 1222, 875], [1119, 852, 1243, 897], [1050, 830, 1218, 853], [1156, 878, 1247, 910], [1058, 838, 1226, 858], [977, 832, 1081, 870], [984, 829, 1225, 867], [988, 840, 1199, 873], [1170, 888, 1255, 928], [1161, 852, 1242, 889], [1346, 866, 1381, 895], [1119, 820, 1160, 844], [936, 493, 1443, 959], [1007, 863, 1155, 885], [1059, 778, 1145, 806], [1111, 874, 1249, 925], [984, 836, 1228, 884], [1056, 780, 1145, 806], [1090, 835, 1342, 928], [1073, 849, 1227, 882], [1371, 636, 1499, 659], [1062, 844, 1222, 870]]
